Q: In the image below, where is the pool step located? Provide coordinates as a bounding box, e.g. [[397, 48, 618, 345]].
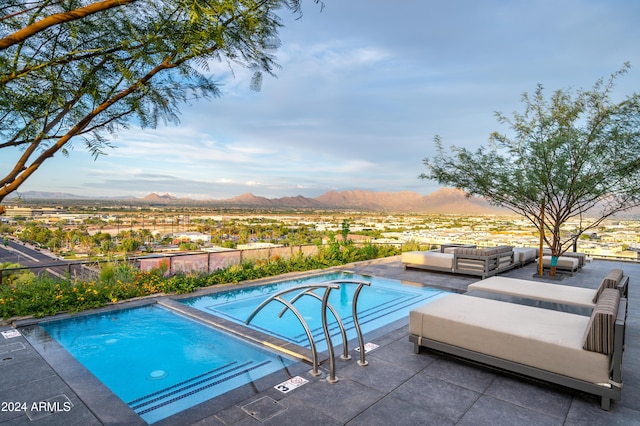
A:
[[129, 359, 272, 416]]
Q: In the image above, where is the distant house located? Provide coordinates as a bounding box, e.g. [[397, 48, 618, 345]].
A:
[[172, 232, 211, 243]]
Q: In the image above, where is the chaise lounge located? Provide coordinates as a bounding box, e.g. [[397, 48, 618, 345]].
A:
[[409, 287, 627, 410], [467, 269, 628, 308]]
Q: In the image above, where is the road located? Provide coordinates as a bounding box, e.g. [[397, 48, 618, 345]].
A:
[[0, 239, 57, 264], [0, 239, 95, 281]]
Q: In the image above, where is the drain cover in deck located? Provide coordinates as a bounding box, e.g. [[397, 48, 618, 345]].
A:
[[0, 341, 25, 355], [241, 396, 287, 422], [1, 329, 21, 339], [26, 394, 73, 421]]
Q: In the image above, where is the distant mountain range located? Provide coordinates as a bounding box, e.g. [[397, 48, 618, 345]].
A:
[[6, 188, 511, 214], [216, 189, 508, 214]]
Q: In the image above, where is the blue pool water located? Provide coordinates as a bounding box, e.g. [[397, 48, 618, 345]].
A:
[[41, 305, 294, 424], [180, 272, 447, 351]]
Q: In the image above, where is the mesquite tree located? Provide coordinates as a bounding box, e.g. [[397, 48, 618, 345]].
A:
[[421, 65, 640, 273], [0, 0, 321, 202]]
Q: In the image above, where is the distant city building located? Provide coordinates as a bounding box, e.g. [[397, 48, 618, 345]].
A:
[[3, 206, 61, 217]]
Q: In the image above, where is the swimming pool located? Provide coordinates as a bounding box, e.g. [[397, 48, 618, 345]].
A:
[[179, 272, 448, 352], [24, 271, 446, 424], [38, 304, 294, 424]]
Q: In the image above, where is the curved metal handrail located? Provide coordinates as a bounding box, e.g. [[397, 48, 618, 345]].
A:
[[245, 279, 371, 383], [326, 280, 371, 365], [350, 281, 370, 366], [278, 287, 351, 361], [245, 283, 339, 377], [277, 280, 371, 361]]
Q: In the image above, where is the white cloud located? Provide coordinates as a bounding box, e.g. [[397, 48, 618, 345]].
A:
[[12, 0, 640, 200]]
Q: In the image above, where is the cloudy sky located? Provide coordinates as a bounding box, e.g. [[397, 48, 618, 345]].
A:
[[9, 0, 640, 200]]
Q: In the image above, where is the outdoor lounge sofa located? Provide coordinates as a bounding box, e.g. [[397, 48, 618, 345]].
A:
[[467, 269, 628, 308], [409, 288, 627, 410], [402, 246, 517, 278]]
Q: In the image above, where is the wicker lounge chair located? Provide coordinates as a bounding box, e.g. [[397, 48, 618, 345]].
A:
[[409, 288, 626, 410]]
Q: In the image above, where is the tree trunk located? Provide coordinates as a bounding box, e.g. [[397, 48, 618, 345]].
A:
[[537, 202, 546, 276]]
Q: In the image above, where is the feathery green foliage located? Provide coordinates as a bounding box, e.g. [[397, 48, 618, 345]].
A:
[[421, 65, 640, 259], [0, 242, 398, 319], [0, 0, 322, 202]]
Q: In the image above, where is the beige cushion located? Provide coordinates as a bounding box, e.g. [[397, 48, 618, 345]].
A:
[[410, 294, 610, 384], [401, 251, 453, 269], [513, 247, 537, 263], [541, 255, 579, 269], [468, 276, 597, 308], [539, 250, 586, 266], [583, 288, 620, 354]]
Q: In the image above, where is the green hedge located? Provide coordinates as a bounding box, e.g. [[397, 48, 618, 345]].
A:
[[0, 243, 399, 320]]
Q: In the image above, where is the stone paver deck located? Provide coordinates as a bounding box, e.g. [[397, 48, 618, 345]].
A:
[[1, 256, 638, 425]]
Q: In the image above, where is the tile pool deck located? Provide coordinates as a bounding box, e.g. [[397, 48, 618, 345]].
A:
[[1, 256, 638, 425]]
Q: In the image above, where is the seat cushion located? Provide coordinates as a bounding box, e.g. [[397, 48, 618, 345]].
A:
[[541, 255, 579, 269], [467, 276, 596, 308], [401, 251, 453, 269], [513, 247, 537, 263], [410, 294, 610, 384]]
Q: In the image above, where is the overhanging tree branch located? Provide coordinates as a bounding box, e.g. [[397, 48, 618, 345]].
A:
[[0, 0, 324, 203], [0, 0, 139, 50]]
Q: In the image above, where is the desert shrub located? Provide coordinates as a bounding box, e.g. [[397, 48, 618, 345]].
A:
[[99, 263, 115, 282], [0, 244, 399, 320]]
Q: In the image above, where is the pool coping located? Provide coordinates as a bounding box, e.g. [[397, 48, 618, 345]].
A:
[[157, 298, 318, 365], [13, 267, 435, 424], [17, 297, 317, 425], [4, 258, 639, 425]]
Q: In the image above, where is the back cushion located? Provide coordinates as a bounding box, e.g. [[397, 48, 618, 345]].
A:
[[603, 269, 623, 288], [455, 246, 513, 257], [455, 248, 485, 256], [592, 280, 607, 304], [494, 245, 514, 254], [592, 269, 624, 303], [583, 288, 620, 354]]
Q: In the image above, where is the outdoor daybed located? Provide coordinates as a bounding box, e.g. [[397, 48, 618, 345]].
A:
[[467, 269, 628, 308], [539, 248, 587, 268], [540, 255, 580, 275], [409, 288, 626, 410], [402, 246, 517, 278]]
